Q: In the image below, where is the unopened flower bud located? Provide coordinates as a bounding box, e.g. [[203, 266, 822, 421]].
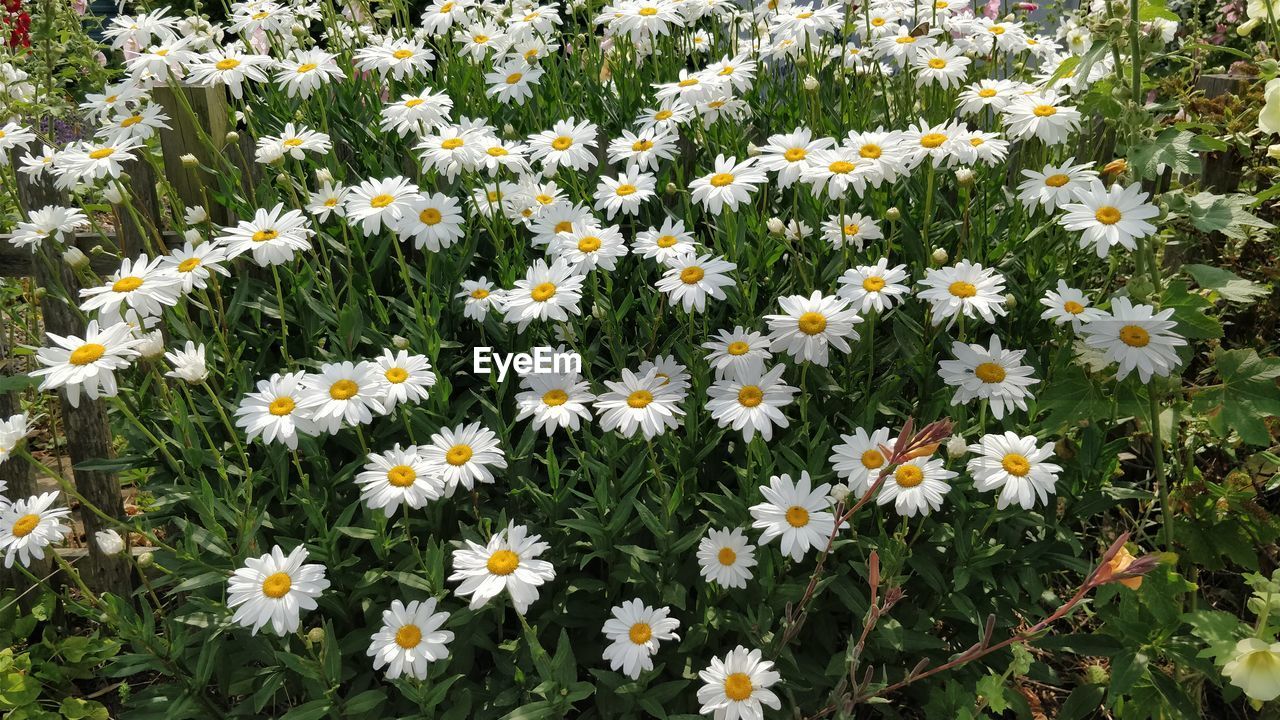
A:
[[62, 247, 89, 269], [274, 172, 290, 187], [946, 435, 968, 459], [746, 143, 761, 157], [32, 287, 46, 301], [829, 483, 851, 503], [95, 529, 125, 556], [137, 551, 154, 568], [766, 217, 785, 236], [503, 123, 515, 136], [184, 205, 208, 224], [307, 627, 325, 644], [1268, 144, 1280, 160], [1004, 293, 1017, 309], [138, 330, 166, 359], [931, 247, 948, 264], [180, 153, 198, 168], [103, 185, 124, 204], [225, 131, 239, 144], [803, 75, 818, 90], [314, 167, 333, 185], [1084, 664, 1109, 685], [955, 168, 975, 187], [392, 335, 410, 349], [795, 54, 808, 67], [665, 182, 677, 195], [183, 228, 202, 244], [885, 207, 901, 221]]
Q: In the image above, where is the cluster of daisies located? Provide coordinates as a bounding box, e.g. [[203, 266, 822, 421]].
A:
[[0, 413, 75, 570]]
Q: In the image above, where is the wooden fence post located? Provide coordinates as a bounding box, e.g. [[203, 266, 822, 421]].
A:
[[13, 168, 133, 598], [153, 84, 231, 224]]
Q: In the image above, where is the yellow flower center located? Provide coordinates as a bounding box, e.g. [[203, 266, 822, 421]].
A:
[[252, 11, 270, 19], [654, 109, 673, 120], [632, 139, 654, 151], [796, 11, 813, 18], [404, 98, 425, 108], [112, 276, 143, 293], [446, 444, 473, 466], [614, 184, 637, 197], [535, 194, 555, 205], [655, 234, 677, 248], [896, 35, 917, 44], [928, 58, 947, 69], [261, 572, 292, 598], [724, 673, 754, 701], [860, 449, 885, 469], [486, 549, 519, 575], [120, 114, 144, 128], [709, 173, 735, 187], [1095, 206, 1122, 225], [252, 229, 279, 242], [369, 194, 395, 208], [551, 136, 574, 151], [177, 258, 201, 272], [542, 389, 569, 406], [578, 236, 602, 252], [215, 58, 241, 71], [420, 208, 443, 225], [785, 505, 810, 527], [627, 390, 653, 408], [970, 138, 985, 147], [1033, 104, 1057, 117], [1119, 325, 1150, 348], [784, 147, 807, 162], [859, 144, 882, 159], [680, 266, 705, 284], [727, 341, 749, 356], [387, 465, 417, 487], [1063, 300, 1085, 314], [737, 385, 764, 408], [469, 288, 490, 300], [392, 49, 414, 59], [441, 137, 465, 150], [1044, 173, 1071, 188], [948, 281, 977, 298], [11, 514, 39, 538], [894, 465, 924, 488], [629, 622, 653, 644], [89, 147, 115, 160], [872, 17, 885, 25], [385, 367, 409, 383], [920, 133, 947, 148], [677, 77, 699, 87], [269, 397, 295, 416], [506, 72, 524, 84], [296, 62, 317, 73], [991, 25, 1006, 34], [974, 362, 1006, 383], [797, 311, 827, 335], [554, 220, 574, 234], [639, 6, 658, 15], [978, 88, 997, 98], [828, 160, 856, 174], [530, 282, 557, 301], [69, 343, 106, 366], [1001, 453, 1031, 477], [329, 379, 359, 400], [717, 547, 737, 565], [861, 275, 885, 292], [395, 624, 422, 648], [473, 34, 489, 43]]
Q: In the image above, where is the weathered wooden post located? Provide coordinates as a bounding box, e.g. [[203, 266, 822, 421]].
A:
[[12, 166, 133, 598], [153, 84, 232, 224]]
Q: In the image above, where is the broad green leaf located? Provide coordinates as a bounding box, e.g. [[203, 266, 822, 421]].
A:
[[1182, 609, 1248, 663], [1190, 348, 1280, 446], [1129, 128, 1200, 178], [1161, 280, 1222, 340], [1036, 364, 1112, 433], [1183, 264, 1271, 304], [1167, 190, 1275, 240]]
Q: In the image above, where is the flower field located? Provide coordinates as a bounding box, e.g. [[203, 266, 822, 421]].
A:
[[1, 0, 1279, 718]]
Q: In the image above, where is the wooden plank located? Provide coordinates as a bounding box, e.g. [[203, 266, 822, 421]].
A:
[[13, 168, 134, 598], [152, 84, 231, 224], [0, 231, 183, 278]]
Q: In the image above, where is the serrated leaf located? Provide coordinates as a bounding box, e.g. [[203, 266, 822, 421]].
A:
[[1130, 128, 1200, 179], [1168, 190, 1275, 239], [1160, 280, 1222, 340], [1182, 609, 1248, 663], [1190, 348, 1280, 446], [1036, 364, 1112, 433], [1183, 264, 1271, 303]]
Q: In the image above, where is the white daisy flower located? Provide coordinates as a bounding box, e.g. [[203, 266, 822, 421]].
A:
[[829, 426, 895, 494], [937, 336, 1040, 419], [1040, 280, 1106, 331], [367, 599, 454, 680], [274, 49, 346, 99], [706, 364, 796, 442], [457, 277, 503, 321], [79, 254, 182, 318], [1058, 180, 1160, 257], [820, 212, 883, 251], [656, 253, 737, 313], [917, 261, 1008, 327], [749, 471, 839, 561], [354, 38, 436, 80], [448, 522, 554, 614], [1002, 91, 1082, 146], [593, 168, 656, 219], [186, 50, 272, 99], [355, 444, 443, 517], [1079, 296, 1186, 383], [345, 176, 422, 236], [606, 129, 677, 172], [234, 371, 317, 450], [966, 433, 1062, 510], [515, 372, 595, 435], [297, 361, 386, 433], [594, 368, 685, 440], [397, 192, 465, 252], [765, 292, 862, 367], [0, 412, 30, 467], [217, 204, 314, 266], [696, 646, 782, 720], [31, 320, 143, 408], [227, 544, 330, 635], [633, 218, 697, 264], [601, 599, 681, 680], [527, 117, 599, 173], [0, 492, 72, 568], [1016, 158, 1098, 213], [158, 241, 231, 293], [550, 225, 630, 274], [878, 457, 956, 517], [837, 259, 910, 314], [163, 341, 209, 384], [696, 527, 757, 589], [702, 326, 772, 380], [374, 349, 436, 412], [755, 128, 833, 187], [689, 155, 766, 215], [420, 422, 507, 494]]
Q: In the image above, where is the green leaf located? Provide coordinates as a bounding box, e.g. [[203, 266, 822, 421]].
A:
[[1161, 280, 1222, 340], [1167, 191, 1275, 240], [1190, 348, 1280, 446], [1129, 128, 1200, 179], [1057, 684, 1106, 720], [1036, 364, 1112, 433], [1182, 609, 1248, 664], [974, 674, 1010, 713], [1183, 264, 1271, 304]]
